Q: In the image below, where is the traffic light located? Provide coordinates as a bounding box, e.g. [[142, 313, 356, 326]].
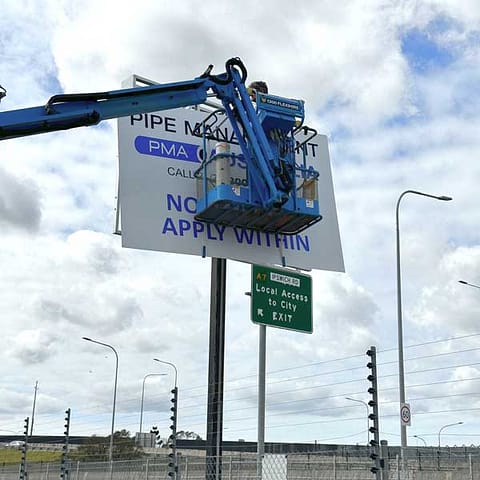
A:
[[367, 346, 381, 479]]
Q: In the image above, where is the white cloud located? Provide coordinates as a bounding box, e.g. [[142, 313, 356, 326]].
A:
[[411, 246, 480, 332], [0, 167, 42, 231], [7, 329, 59, 363]]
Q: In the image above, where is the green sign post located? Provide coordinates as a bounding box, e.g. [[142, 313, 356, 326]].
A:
[[251, 264, 312, 333]]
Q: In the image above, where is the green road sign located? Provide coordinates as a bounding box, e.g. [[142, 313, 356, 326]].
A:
[[251, 264, 312, 333]]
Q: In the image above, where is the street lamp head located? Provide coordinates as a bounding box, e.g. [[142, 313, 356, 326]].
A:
[[82, 336, 92, 342], [437, 196, 452, 201], [458, 280, 480, 289], [144, 373, 167, 379], [153, 358, 178, 387]]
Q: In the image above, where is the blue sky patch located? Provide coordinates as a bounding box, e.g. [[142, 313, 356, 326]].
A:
[[41, 72, 63, 94], [401, 22, 456, 73]]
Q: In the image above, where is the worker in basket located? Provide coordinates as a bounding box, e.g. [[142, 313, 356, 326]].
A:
[[248, 80, 268, 102]]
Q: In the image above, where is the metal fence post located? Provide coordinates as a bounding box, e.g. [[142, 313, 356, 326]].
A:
[[177, 454, 182, 480], [469, 453, 473, 480], [380, 440, 389, 480], [333, 454, 336, 480]]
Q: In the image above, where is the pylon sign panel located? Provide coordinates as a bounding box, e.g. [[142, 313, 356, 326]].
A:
[[251, 264, 312, 333], [117, 76, 344, 272]]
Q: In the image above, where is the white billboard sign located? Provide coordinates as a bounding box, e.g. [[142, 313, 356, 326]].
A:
[[117, 104, 344, 272]]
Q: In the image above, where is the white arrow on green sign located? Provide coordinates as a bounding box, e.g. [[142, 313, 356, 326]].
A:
[[251, 264, 312, 333]]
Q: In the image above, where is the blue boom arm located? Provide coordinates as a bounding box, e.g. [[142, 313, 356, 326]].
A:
[[0, 58, 321, 234], [0, 78, 210, 140]]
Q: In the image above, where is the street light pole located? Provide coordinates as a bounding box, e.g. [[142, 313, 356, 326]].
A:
[[139, 373, 167, 435], [396, 190, 452, 449], [30, 381, 38, 437], [82, 337, 119, 462], [438, 421, 463, 448], [345, 397, 370, 445]]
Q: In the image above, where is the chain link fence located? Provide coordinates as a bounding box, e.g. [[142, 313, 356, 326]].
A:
[[1, 449, 479, 480]]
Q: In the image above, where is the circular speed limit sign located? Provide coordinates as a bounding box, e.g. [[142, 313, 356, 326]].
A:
[[400, 403, 411, 426]]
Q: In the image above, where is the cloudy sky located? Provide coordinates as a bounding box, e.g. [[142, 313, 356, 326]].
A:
[[1, 0, 480, 450]]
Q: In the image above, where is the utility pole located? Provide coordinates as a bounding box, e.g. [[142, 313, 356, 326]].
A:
[[30, 381, 38, 437]]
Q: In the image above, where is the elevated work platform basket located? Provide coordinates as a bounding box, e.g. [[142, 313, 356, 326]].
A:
[[194, 151, 322, 235]]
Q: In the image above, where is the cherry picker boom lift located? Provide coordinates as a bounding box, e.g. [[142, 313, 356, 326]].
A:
[[0, 58, 321, 234]]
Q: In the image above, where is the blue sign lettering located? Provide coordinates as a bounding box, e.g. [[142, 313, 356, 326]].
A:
[[161, 195, 309, 251], [161, 216, 226, 241], [135, 136, 201, 163]]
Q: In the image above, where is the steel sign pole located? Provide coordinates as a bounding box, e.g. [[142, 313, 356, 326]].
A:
[[246, 286, 267, 477], [257, 325, 266, 476], [206, 258, 226, 480]]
